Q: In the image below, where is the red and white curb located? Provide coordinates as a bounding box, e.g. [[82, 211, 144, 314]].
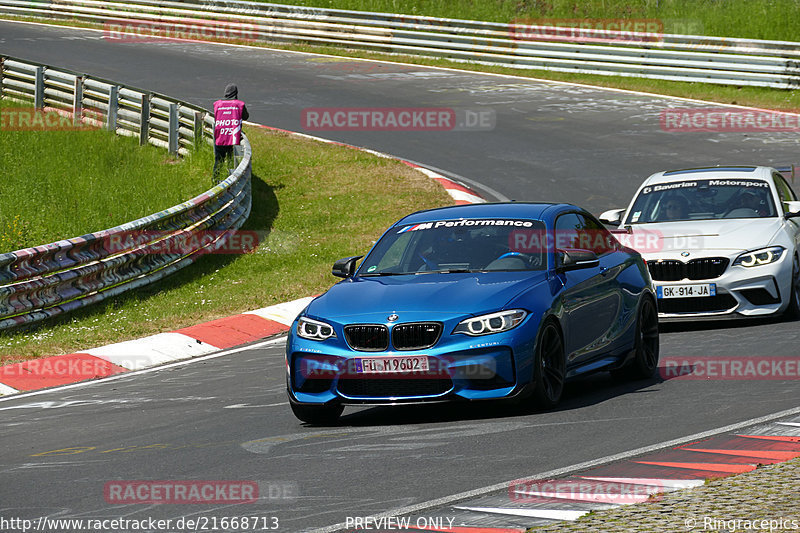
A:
[[0, 297, 313, 395], [0, 125, 485, 397], [394, 417, 800, 532], [247, 123, 486, 205]]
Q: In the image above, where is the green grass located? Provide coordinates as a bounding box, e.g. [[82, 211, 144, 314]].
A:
[[0, 100, 213, 252], [253, 0, 800, 41], [0, 125, 452, 362]]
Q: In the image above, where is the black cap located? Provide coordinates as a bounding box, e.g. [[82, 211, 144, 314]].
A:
[[224, 84, 238, 99]]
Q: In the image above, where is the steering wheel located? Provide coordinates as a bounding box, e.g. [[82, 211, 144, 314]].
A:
[[497, 251, 526, 261]]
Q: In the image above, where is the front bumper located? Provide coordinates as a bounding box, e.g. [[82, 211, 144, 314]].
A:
[[646, 251, 792, 320], [286, 336, 531, 406]]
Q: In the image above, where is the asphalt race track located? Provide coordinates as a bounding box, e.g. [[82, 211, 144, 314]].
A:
[[1, 20, 800, 532]]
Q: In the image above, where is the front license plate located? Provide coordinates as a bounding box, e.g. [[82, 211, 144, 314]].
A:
[[355, 356, 429, 374], [657, 284, 716, 299]]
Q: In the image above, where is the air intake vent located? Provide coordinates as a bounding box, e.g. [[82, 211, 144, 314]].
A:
[[344, 325, 389, 351], [648, 257, 728, 281], [392, 323, 442, 350]]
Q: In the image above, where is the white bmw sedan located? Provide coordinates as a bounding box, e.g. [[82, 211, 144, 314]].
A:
[[601, 166, 800, 320]]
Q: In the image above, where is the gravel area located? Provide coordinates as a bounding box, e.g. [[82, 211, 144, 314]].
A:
[[529, 458, 800, 532]]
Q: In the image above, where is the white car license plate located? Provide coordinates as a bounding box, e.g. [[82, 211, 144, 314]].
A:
[[356, 356, 429, 374], [657, 284, 716, 299]]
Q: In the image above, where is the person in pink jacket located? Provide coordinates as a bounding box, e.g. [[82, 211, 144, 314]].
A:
[[213, 84, 249, 181]]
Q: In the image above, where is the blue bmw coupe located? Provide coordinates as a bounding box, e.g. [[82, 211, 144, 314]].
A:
[[286, 203, 658, 424]]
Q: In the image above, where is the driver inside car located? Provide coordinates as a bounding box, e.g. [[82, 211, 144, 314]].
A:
[[735, 191, 768, 216], [659, 195, 689, 221]]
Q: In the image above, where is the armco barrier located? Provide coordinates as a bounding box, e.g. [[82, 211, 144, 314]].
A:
[[0, 0, 799, 88], [0, 55, 251, 330]]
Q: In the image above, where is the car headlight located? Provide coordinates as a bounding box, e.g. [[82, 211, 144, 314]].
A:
[[733, 246, 785, 268], [296, 317, 336, 341], [453, 310, 527, 336]]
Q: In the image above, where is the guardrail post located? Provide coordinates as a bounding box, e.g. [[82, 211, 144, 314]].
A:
[[140, 93, 150, 146], [0, 57, 5, 100], [72, 76, 83, 126], [34, 66, 44, 109], [168, 103, 179, 155], [193, 111, 204, 150], [106, 85, 119, 132]]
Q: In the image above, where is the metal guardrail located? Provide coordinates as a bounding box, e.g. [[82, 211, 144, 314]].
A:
[[0, 55, 252, 330], [0, 0, 799, 88]]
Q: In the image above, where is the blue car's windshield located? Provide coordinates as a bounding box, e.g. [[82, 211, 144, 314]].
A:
[[359, 219, 547, 275], [625, 178, 777, 224]]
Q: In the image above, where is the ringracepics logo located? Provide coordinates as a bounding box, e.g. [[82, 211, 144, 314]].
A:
[[508, 478, 664, 504], [661, 108, 800, 132], [300, 107, 495, 131], [660, 357, 800, 380], [103, 18, 260, 43], [0, 107, 102, 131], [509, 18, 664, 44]]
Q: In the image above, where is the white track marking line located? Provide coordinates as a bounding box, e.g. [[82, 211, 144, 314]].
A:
[[0, 337, 287, 403], [305, 405, 800, 533], [453, 506, 589, 521]]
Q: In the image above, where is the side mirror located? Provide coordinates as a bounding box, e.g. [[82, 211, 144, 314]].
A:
[[599, 209, 625, 226], [332, 256, 363, 278], [557, 249, 600, 272], [784, 201, 800, 218]]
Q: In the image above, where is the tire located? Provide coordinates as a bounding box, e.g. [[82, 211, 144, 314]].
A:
[[290, 402, 343, 425], [784, 254, 800, 320], [531, 321, 566, 409], [615, 296, 659, 380]]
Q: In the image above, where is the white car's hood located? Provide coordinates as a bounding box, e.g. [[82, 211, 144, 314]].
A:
[[620, 218, 783, 254]]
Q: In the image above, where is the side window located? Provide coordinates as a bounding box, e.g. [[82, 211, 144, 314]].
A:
[[580, 213, 617, 255], [554, 213, 583, 250], [774, 175, 789, 213], [774, 174, 797, 214], [780, 175, 798, 201]]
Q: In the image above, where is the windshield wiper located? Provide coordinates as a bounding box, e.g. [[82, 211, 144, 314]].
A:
[[421, 268, 480, 274], [359, 272, 411, 277]]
